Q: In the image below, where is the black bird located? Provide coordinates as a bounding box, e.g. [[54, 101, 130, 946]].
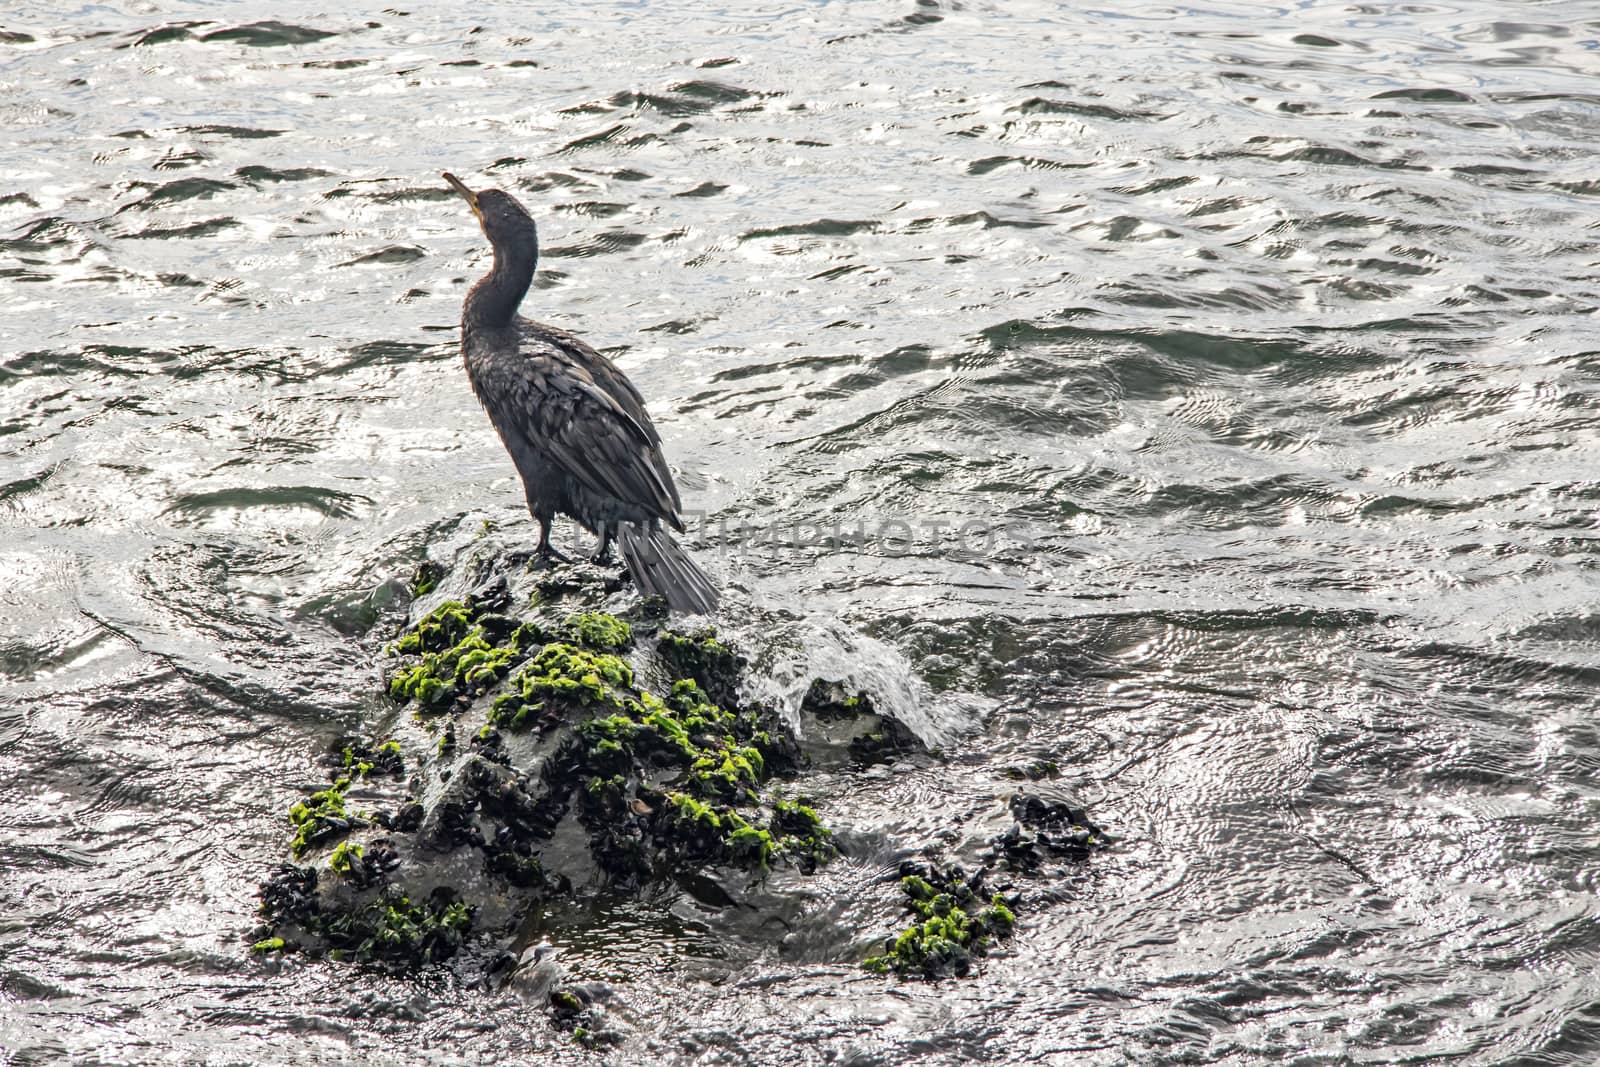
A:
[[442, 171, 718, 615]]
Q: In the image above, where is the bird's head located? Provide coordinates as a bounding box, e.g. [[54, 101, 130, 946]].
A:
[[443, 172, 538, 261]]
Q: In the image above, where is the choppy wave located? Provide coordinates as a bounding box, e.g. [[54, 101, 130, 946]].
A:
[[3, 0, 1600, 1063]]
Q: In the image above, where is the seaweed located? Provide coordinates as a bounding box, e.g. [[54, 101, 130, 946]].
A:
[[489, 643, 633, 730], [386, 597, 542, 710], [549, 668, 817, 884], [287, 777, 363, 858], [864, 863, 1016, 980], [387, 598, 474, 658], [561, 611, 633, 651], [863, 789, 1107, 979], [410, 560, 444, 597], [656, 626, 744, 709], [770, 798, 836, 873], [336, 892, 473, 965], [328, 840, 363, 877], [257, 860, 473, 967]]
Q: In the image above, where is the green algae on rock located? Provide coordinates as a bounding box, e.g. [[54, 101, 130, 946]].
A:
[[387, 598, 473, 658], [386, 596, 544, 711], [489, 643, 633, 731], [338, 739, 403, 781], [410, 560, 444, 597], [864, 863, 1017, 980], [864, 787, 1105, 980], [258, 861, 473, 968], [561, 611, 633, 650], [656, 626, 743, 709], [256, 558, 837, 974], [287, 776, 362, 858], [544, 651, 808, 885], [327, 840, 363, 877], [770, 798, 836, 873]]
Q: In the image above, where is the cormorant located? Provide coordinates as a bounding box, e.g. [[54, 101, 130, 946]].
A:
[[442, 171, 718, 615]]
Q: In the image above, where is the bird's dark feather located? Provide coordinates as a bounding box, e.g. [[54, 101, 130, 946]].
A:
[[450, 177, 714, 612], [464, 319, 683, 534]]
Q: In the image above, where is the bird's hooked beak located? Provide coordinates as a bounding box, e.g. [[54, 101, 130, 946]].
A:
[[442, 172, 482, 222]]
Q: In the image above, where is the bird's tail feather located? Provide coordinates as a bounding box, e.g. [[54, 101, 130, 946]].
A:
[[616, 523, 719, 615]]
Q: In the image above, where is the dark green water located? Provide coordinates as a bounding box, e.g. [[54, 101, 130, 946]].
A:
[[4, 2, 1600, 1063]]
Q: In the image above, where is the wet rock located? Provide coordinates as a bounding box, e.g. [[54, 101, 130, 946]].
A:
[[325, 738, 405, 781], [864, 784, 1109, 981], [255, 538, 1109, 1004], [999, 755, 1062, 781], [656, 626, 745, 710], [990, 786, 1104, 871], [254, 859, 472, 970], [863, 861, 1016, 980], [798, 678, 928, 768], [847, 718, 926, 767], [255, 550, 841, 979]]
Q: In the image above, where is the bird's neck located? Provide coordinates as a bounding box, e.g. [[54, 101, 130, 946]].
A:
[[464, 250, 535, 330]]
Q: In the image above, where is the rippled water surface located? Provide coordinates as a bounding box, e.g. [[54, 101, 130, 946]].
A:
[[5, 1, 1600, 1063]]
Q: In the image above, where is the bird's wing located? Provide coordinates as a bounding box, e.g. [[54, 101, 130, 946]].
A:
[[481, 326, 681, 523], [535, 323, 684, 515]]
